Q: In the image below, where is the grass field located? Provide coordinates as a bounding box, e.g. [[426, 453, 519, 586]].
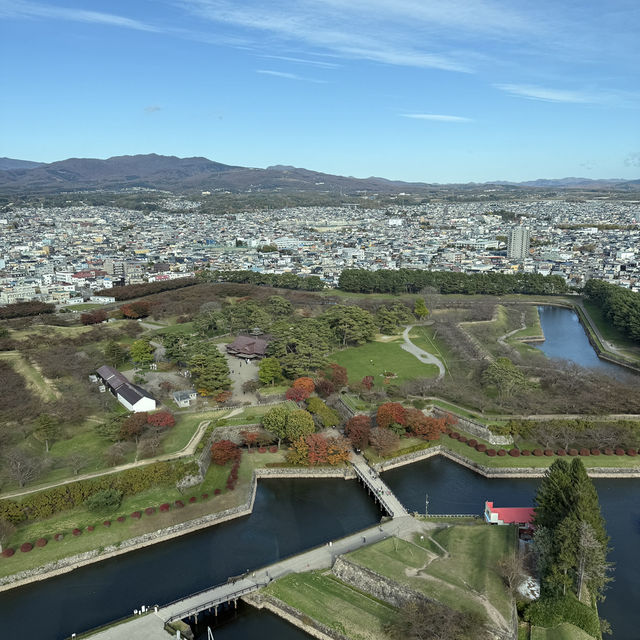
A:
[[531, 622, 596, 639], [330, 339, 439, 387], [0, 351, 58, 401], [263, 571, 399, 640], [0, 449, 285, 579], [62, 303, 108, 311], [152, 321, 196, 336], [510, 305, 544, 340], [216, 402, 297, 427], [348, 525, 515, 626]]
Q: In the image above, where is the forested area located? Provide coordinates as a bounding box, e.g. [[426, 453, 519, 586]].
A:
[[338, 268, 569, 295], [95, 276, 198, 300], [200, 269, 325, 291], [583, 279, 640, 343], [0, 301, 55, 319]]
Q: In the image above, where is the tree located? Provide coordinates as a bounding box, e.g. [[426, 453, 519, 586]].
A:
[[66, 452, 87, 475], [120, 301, 151, 319], [369, 427, 399, 456], [361, 375, 374, 390], [4, 449, 42, 487], [414, 298, 430, 320], [315, 377, 335, 398], [376, 402, 407, 429], [147, 411, 176, 428], [0, 519, 16, 551], [138, 434, 162, 459], [405, 409, 445, 440], [345, 415, 372, 449], [119, 412, 148, 443], [292, 377, 315, 394], [286, 386, 310, 403], [306, 433, 329, 465], [214, 390, 233, 405], [324, 305, 377, 346], [326, 435, 351, 465], [326, 363, 348, 388], [189, 347, 231, 395], [85, 489, 123, 514], [497, 551, 525, 594], [240, 430, 259, 451], [262, 405, 291, 447], [267, 295, 292, 318], [285, 409, 315, 441], [210, 439, 241, 465], [258, 357, 282, 385], [104, 340, 128, 367], [482, 357, 528, 399], [35, 413, 61, 452], [130, 339, 155, 366]]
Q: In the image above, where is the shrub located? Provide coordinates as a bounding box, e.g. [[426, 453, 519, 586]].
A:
[[175, 500, 184, 508], [103, 521, 111, 527], [259, 447, 267, 453], [524, 594, 601, 639], [486, 449, 496, 457], [509, 449, 520, 457], [117, 516, 126, 523], [36, 537, 48, 547], [87, 525, 95, 532], [201, 493, 209, 499], [131, 511, 142, 519], [85, 488, 123, 514], [55, 533, 64, 540], [159, 503, 170, 512], [544, 449, 553, 456], [556, 449, 566, 456], [450, 432, 460, 440], [568, 449, 578, 456], [533, 449, 543, 456], [214, 489, 221, 495], [475, 443, 487, 452], [590, 448, 600, 456], [604, 448, 613, 455], [521, 449, 531, 456], [20, 542, 33, 553], [270, 446, 278, 453], [72, 528, 82, 536], [458, 435, 468, 443], [189, 497, 197, 503], [579, 449, 590, 456], [145, 507, 155, 515], [467, 439, 477, 447], [627, 449, 637, 456], [615, 448, 625, 456], [497, 449, 506, 456], [2, 548, 15, 557]]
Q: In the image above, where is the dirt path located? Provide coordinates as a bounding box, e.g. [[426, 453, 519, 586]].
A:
[[401, 325, 446, 380], [1, 417, 217, 500], [497, 311, 526, 348]]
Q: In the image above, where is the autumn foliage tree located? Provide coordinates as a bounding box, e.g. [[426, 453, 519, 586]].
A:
[[240, 430, 259, 450], [361, 375, 374, 390], [120, 301, 152, 319], [286, 386, 310, 403], [345, 415, 372, 449], [210, 440, 241, 465], [369, 427, 399, 457], [314, 378, 335, 398], [147, 411, 176, 428], [327, 363, 348, 388], [287, 434, 351, 466], [292, 377, 315, 394], [405, 410, 446, 440], [119, 413, 149, 442], [81, 309, 108, 325], [376, 402, 407, 430]]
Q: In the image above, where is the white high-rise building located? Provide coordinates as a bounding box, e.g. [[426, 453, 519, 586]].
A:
[[507, 226, 530, 260]]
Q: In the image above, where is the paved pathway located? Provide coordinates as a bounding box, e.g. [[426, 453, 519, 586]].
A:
[[401, 325, 446, 380]]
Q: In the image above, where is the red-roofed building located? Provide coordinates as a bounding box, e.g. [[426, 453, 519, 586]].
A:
[[484, 501, 535, 528]]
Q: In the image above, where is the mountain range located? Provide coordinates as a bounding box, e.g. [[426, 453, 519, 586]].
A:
[[0, 154, 637, 195]]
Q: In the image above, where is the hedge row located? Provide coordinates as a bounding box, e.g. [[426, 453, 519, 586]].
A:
[[0, 460, 199, 526], [483, 447, 638, 458], [1, 492, 213, 559]]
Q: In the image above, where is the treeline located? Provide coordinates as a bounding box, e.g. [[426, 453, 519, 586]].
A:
[[0, 460, 196, 525], [200, 269, 325, 291], [338, 268, 569, 295], [0, 301, 55, 319], [584, 279, 640, 343], [95, 277, 198, 301]]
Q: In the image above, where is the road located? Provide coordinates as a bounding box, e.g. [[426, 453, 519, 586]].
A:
[[401, 325, 446, 380]]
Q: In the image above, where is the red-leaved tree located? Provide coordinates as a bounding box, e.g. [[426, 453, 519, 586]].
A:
[[211, 440, 241, 465], [327, 363, 348, 388], [286, 386, 310, 403], [345, 415, 372, 449], [376, 402, 407, 429], [120, 301, 151, 319], [241, 430, 259, 450], [119, 413, 149, 442], [361, 375, 374, 390], [148, 411, 176, 428], [315, 378, 335, 398], [306, 433, 329, 465], [292, 377, 315, 394]]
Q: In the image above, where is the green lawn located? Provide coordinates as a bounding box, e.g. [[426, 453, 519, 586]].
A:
[[330, 340, 439, 388], [62, 303, 108, 311], [263, 571, 399, 640], [258, 385, 288, 397], [0, 449, 285, 579], [348, 525, 515, 625], [510, 306, 544, 340], [152, 321, 196, 336], [531, 623, 596, 639]]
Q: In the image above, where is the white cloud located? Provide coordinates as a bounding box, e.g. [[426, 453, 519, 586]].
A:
[[144, 106, 162, 113], [259, 54, 340, 69], [401, 113, 473, 122], [494, 84, 594, 104], [1, 0, 160, 32], [256, 69, 327, 83]]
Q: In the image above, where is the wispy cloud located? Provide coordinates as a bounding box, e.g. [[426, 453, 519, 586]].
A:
[[259, 54, 340, 69], [1, 0, 160, 32], [256, 69, 327, 83], [494, 83, 594, 104], [624, 152, 640, 168], [401, 113, 473, 123], [144, 106, 162, 113]]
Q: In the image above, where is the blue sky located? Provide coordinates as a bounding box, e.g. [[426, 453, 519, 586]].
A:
[[1, 0, 639, 182]]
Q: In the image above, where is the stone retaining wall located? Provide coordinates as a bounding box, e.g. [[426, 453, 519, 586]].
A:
[[431, 408, 512, 446], [245, 593, 348, 640]]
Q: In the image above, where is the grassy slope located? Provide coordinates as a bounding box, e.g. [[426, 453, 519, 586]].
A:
[[0, 351, 58, 402], [0, 450, 284, 578], [263, 571, 399, 640], [348, 525, 514, 623], [330, 339, 438, 388], [531, 622, 596, 639]]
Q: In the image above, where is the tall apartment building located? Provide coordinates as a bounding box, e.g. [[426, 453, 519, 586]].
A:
[[507, 226, 530, 260]]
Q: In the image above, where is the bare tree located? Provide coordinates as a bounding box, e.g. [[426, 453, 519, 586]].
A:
[[4, 449, 42, 488], [0, 519, 16, 552], [497, 552, 525, 594], [66, 452, 87, 475]]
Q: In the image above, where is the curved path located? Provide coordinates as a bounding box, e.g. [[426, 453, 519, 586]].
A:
[[497, 311, 526, 349], [401, 325, 446, 380]]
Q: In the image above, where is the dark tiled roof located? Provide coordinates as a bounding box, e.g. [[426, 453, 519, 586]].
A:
[[226, 336, 268, 356], [96, 365, 128, 390]]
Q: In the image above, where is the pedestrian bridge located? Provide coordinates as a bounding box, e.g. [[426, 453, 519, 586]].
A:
[[351, 454, 409, 518]]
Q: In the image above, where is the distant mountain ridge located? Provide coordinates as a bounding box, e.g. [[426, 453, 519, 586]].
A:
[[0, 154, 637, 195]]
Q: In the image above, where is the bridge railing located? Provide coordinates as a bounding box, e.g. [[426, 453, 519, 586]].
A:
[[351, 463, 395, 517]]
